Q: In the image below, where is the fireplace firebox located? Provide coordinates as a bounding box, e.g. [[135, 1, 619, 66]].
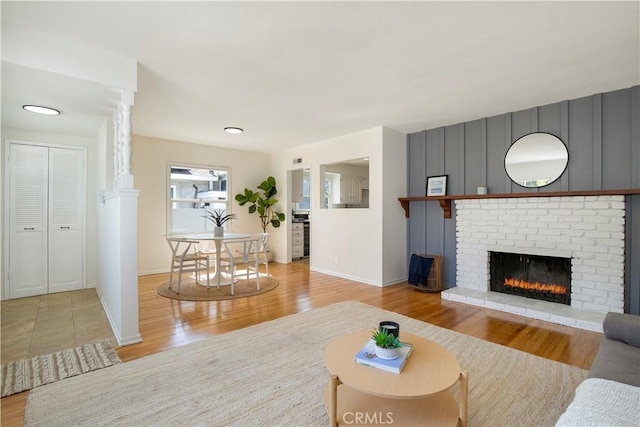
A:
[[490, 252, 571, 305]]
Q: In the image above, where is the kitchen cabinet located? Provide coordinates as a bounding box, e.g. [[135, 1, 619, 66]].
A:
[[337, 175, 363, 204], [292, 222, 304, 259]]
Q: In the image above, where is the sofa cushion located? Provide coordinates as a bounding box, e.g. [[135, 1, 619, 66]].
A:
[[603, 312, 640, 348], [555, 378, 640, 427], [588, 337, 640, 386]]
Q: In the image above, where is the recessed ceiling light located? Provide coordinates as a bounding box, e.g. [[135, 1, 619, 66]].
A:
[[224, 127, 243, 134], [23, 105, 61, 116]]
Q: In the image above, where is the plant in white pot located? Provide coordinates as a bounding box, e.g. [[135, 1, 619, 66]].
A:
[[371, 327, 402, 360], [204, 209, 237, 237]]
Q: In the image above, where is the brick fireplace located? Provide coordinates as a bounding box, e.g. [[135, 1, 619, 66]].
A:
[[442, 195, 625, 332]]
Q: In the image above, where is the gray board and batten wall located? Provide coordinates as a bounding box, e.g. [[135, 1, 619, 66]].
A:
[[406, 85, 640, 314]]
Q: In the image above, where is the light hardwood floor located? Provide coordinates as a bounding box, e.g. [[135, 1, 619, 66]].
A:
[[1, 260, 603, 426]]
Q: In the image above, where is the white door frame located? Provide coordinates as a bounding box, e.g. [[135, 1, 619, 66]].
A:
[[286, 164, 312, 263]]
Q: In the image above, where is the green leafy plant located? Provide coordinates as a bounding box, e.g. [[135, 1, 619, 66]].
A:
[[371, 327, 402, 349], [235, 176, 286, 233], [204, 209, 237, 227]]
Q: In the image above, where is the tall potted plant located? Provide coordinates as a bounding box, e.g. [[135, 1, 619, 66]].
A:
[[235, 176, 286, 233]]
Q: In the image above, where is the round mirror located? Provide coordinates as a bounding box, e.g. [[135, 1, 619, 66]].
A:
[[505, 132, 568, 188]]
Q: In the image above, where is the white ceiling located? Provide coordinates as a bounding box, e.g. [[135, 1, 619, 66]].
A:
[[2, 1, 639, 154]]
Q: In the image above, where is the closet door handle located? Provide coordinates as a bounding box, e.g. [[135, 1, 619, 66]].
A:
[[24, 227, 35, 230], [60, 226, 70, 229]]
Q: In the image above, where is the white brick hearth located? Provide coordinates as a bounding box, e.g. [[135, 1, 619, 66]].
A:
[[442, 195, 625, 332]]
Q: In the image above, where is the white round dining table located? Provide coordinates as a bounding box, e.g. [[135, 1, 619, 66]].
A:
[[182, 232, 251, 287]]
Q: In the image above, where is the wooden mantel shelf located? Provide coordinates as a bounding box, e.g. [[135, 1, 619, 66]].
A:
[[398, 189, 640, 219]]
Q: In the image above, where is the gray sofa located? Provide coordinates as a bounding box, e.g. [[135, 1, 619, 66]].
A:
[[556, 312, 640, 426], [589, 312, 640, 386]]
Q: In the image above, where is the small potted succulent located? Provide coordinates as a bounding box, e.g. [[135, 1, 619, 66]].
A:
[[205, 209, 237, 237], [371, 326, 402, 360]]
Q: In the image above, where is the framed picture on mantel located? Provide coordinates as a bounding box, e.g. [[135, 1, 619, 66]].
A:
[[426, 175, 447, 197]]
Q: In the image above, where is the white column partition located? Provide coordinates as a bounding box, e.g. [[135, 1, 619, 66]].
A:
[[97, 89, 141, 346], [114, 90, 134, 189], [119, 102, 133, 188], [101, 188, 141, 345], [117, 104, 124, 184], [112, 111, 120, 190]]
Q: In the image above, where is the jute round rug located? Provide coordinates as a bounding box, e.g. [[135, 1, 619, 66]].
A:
[[157, 275, 278, 301]]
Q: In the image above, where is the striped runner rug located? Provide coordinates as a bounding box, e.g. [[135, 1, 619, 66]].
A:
[[1, 340, 120, 397]]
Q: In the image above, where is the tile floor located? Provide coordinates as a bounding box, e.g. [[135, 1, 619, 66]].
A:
[[1, 289, 117, 364]]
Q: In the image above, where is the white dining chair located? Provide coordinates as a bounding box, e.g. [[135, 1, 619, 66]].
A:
[[165, 235, 210, 293], [247, 233, 269, 283], [219, 236, 261, 295]]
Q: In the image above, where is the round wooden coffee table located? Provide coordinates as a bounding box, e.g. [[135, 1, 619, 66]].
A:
[[324, 330, 468, 427]]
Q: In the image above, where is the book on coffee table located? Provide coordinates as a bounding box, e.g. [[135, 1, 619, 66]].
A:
[[354, 339, 414, 373]]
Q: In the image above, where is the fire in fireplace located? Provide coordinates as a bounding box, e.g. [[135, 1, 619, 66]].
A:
[[490, 252, 571, 305]]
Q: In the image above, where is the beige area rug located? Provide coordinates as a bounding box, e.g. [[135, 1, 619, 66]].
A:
[[24, 301, 586, 426], [157, 275, 279, 301], [1, 340, 120, 398]]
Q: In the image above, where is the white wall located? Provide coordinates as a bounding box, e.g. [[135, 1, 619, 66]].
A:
[[133, 135, 271, 274], [382, 127, 408, 285], [95, 118, 112, 323], [1, 127, 99, 299], [271, 126, 407, 286], [0, 133, 4, 299]]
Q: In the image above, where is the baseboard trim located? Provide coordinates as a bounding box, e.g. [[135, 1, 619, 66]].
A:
[[117, 333, 143, 346], [310, 266, 383, 287], [138, 268, 169, 276], [381, 277, 408, 287], [95, 289, 143, 346]]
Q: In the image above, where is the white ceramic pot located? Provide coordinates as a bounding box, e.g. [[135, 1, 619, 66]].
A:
[[375, 346, 400, 360], [214, 226, 224, 237]]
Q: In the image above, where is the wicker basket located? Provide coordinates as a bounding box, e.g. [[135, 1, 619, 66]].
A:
[[410, 253, 443, 292]]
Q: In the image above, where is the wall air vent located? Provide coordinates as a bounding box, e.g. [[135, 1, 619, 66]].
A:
[[293, 157, 302, 165]]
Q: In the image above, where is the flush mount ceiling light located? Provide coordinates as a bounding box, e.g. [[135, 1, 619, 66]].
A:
[[22, 105, 61, 116], [224, 127, 243, 134]]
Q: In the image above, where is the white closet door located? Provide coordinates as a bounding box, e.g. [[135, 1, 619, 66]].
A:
[[48, 147, 85, 293], [9, 144, 49, 298]]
